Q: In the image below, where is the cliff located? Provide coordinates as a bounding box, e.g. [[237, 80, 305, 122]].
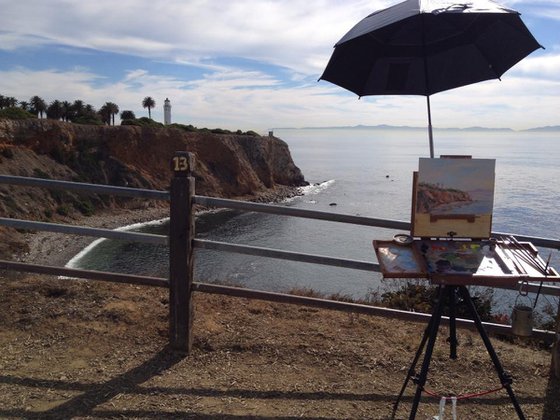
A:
[[0, 119, 307, 256], [416, 182, 472, 213]]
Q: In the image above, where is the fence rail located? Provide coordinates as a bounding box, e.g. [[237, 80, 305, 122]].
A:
[[0, 174, 170, 200], [192, 282, 554, 340], [0, 217, 168, 245], [194, 195, 560, 250], [194, 195, 410, 230], [194, 238, 380, 272], [0, 260, 168, 288]]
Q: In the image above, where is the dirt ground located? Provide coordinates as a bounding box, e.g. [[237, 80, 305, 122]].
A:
[[0, 208, 558, 419], [1, 268, 559, 420]]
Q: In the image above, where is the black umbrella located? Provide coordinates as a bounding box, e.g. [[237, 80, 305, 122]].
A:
[[320, 0, 542, 157]]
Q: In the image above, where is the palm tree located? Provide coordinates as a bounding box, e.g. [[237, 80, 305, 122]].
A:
[[0, 95, 18, 109], [142, 96, 155, 119], [30, 96, 47, 118], [98, 104, 111, 125], [19, 101, 30, 112], [105, 102, 119, 125], [72, 100, 85, 120], [47, 100, 63, 120], [6, 97, 18, 107], [61, 101, 72, 122]]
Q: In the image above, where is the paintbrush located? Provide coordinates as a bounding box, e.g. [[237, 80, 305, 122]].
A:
[[508, 236, 547, 274], [498, 236, 527, 275], [544, 252, 552, 276]]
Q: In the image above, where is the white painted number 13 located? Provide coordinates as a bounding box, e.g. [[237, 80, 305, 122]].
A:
[[173, 156, 189, 172]]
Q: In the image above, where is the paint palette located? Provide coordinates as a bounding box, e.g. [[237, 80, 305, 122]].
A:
[[373, 239, 560, 286]]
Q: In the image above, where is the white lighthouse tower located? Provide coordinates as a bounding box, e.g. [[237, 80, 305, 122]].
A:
[[163, 98, 171, 125]]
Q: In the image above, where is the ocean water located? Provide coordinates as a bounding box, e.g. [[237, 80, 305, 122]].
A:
[[68, 128, 560, 315]]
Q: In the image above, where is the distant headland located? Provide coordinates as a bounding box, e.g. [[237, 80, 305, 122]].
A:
[[272, 124, 560, 132]]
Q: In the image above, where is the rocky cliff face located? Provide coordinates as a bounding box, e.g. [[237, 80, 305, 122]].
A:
[[416, 182, 472, 213], [0, 119, 306, 256], [0, 119, 306, 196]]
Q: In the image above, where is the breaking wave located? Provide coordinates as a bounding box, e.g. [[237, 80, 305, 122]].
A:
[[298, 179, 335, 196]]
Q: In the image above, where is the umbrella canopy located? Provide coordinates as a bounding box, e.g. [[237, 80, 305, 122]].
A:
[[320, 0, 542, 157]]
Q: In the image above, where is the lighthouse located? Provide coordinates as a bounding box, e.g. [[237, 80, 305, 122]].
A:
[[164, 98, 171, 125]]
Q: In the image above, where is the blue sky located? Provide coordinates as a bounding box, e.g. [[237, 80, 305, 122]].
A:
[[0, 0, 558, 132]]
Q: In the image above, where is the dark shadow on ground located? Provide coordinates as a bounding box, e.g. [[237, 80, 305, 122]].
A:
[[0, 346, 184, 420], [541, 366, 560, 419], [0, 348, 548, 420]]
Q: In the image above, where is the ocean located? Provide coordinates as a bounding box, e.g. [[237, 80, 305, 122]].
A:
[[67, 128, 560, 317]]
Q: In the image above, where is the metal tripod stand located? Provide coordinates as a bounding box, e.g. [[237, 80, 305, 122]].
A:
[[391, 285, 526, 420]]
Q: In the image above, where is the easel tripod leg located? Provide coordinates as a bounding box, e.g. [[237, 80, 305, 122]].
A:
[[409, 286, 446, 420], [391, 302, 437, 418], [458, 286, 526, 420], [448, 286, 458, 359]]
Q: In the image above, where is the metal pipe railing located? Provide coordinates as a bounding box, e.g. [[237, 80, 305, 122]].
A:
[[194, 195, 410, 230], [194, 238, 380, 272], [0, 174, 170, 200], [0, 217, 167, 245]]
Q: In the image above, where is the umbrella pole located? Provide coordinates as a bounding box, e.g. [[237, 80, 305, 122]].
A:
[[426, 95, 434, 158]]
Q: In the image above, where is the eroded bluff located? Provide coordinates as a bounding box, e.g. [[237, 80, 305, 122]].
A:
[[0, 119, 307, 256], [0, 118, 306, 204]]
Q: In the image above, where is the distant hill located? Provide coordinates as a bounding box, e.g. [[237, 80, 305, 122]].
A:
[[524, 126, 560, 132], [272, 124, 558, 132]]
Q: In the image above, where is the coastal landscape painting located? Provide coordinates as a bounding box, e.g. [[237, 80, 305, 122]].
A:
[[412, 157, 496, 238]]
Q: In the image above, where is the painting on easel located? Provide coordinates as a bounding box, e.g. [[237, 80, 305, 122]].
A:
[[412, 157, 496, 238]]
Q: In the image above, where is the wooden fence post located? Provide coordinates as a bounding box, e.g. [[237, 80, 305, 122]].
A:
[[169, 151, 195, 353]]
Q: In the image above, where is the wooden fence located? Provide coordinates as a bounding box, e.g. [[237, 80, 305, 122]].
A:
[[1, 152, 559, 358]]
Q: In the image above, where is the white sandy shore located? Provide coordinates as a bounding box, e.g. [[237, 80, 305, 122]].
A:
[[20, 205, 170, 268]]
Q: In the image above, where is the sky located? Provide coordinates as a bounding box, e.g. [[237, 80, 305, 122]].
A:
[[0, 0, 558, 132]]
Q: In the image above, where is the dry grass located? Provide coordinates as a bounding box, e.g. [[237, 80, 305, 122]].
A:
[[1, 272, 559, 419]]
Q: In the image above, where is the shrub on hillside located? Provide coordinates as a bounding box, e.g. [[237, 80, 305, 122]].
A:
[[73, 115, 104, 125], [169, 123, 198, 132], [0, 107, 36, 120], [381, 281, 496, 322], [121, 117, 164, 127]]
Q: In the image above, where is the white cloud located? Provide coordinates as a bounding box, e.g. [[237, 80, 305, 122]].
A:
[[514, 52, 560, 80], [1, 63, 557, 131], [0, 1, 557, 131], [0, 1, 391, 75], [505, 1, 560, 20], [0, 32, 51, 51]]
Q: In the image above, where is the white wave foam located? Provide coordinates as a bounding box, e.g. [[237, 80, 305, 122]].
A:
[[282, 179, 335, 203], [299, 179, 335, 196]]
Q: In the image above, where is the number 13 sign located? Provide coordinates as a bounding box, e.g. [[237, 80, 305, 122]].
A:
[[171, 152, 193, 176]]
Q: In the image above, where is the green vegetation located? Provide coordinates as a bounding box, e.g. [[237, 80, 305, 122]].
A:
[[99, 102, 120, 126], [1, 92, 260, 134], [56, 204, 71, 216], [121, 117, 164, 127], [0, 107, 35, 120], [289, 281, 501, 324], [169, 122, 259, 136], [73, 198, 95, 216], [120, 110, 136, 120], [32, 168, 50, 179]]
